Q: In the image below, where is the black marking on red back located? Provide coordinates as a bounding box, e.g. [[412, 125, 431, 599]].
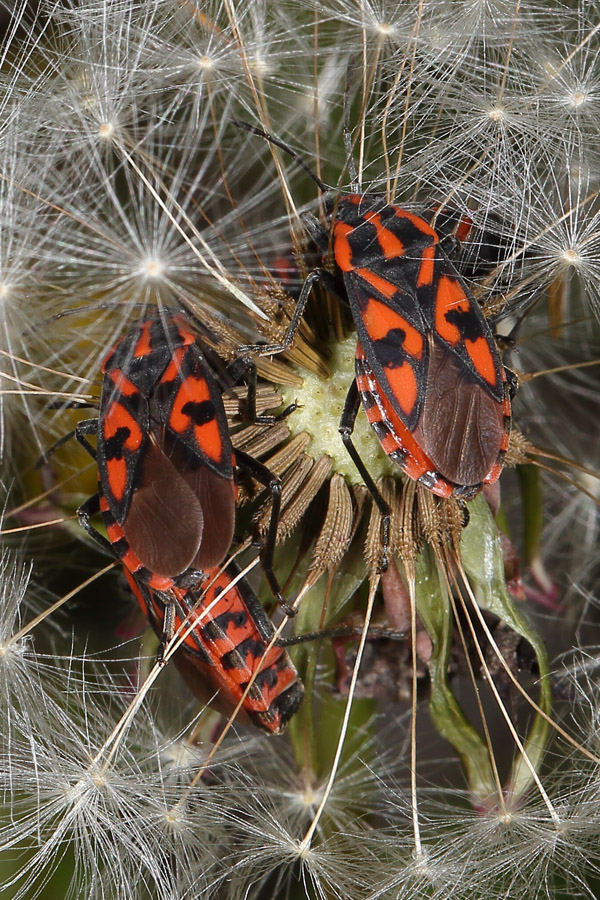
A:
[[328, 194, 508, 489], [97, 312, 235, 577], [126, 563, 304, 733]]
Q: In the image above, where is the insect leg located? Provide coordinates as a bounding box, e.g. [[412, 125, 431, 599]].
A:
[[74, 418, 100, 459], [339, 380, 390, 572], [36, 417, 98, 468], [233, 447, 293, 616], [504, 367, 519, 400], [224, 355, 297, 425], [240, 267, 335, 356], [77, 493, 118, 557], [155, 600, 176, 665], [276, 624, 406, 647], [35, 428, 78, 467]]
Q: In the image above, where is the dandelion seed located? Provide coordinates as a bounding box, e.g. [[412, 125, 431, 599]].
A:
[[97, 120, 115, 140], [488, 106, 507, 122], [139, 256, 165, 280], [560, 246, 582, 267], [569, 89, 588, 107]]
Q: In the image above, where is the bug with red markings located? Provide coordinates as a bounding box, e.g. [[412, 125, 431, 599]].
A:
[[79, 468, 304, 731], [237, 123, 514, 563], [326, 194, 512, 502], [72, 309, 288, 607], [75, 466, 304, 732], [40, 307, 304, 731], [124, 562, 304, 734], [272, 207, 512, 313], [272, 254, 302, 300], [271, 246, 320, 301]]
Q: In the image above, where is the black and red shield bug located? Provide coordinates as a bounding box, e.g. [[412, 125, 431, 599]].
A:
[[235, 123, 514, 565], [56, 309, 289, 606], [124, 563, 304, 734]]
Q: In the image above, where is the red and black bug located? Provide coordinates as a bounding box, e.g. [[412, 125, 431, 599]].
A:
[[236, 123, 514, 562], [84, 472, 304, 732], [326, 194, 512, 501], [76, 466, 304, 732], [271, 247, 320, 301], [124, 563, 304, 734], [69, 310, 287, 603]]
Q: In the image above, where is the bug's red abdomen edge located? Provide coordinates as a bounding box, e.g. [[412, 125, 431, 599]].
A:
[[330, 196, 511, 498], [124, 567, 304, 734]]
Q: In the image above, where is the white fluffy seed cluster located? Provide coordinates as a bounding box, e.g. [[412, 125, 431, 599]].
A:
[[1, 2, 600, 899]]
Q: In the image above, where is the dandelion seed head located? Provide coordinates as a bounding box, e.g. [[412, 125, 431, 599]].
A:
[[163, 801, 184, 827], [568, 89, 588, 108], [374, 20, 394, 37], [488, 105, 507, 123], [279, 781, 325, 821], [196, 54, 214, 70], [301, 784, 319, 807], [97, 120, 115, 140], [560, 246, 583, 268], [297, 838, 315, 861], [0, 636, 27, 662], [282, 335, 395, 484], [140, 255, 165, 280], [410, 845, 430, 873], [89, 768, 108, 789], [160, 739, 203, 773]]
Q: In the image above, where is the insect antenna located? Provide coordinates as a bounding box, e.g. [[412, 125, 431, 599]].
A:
[[343, 58, 360, 192], [24, 299, 162, 336], [232, 120, 329, 194]]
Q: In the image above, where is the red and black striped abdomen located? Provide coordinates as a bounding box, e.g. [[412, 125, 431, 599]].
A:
[[355, 342, 510, 499], [125, 566, 303, 734]]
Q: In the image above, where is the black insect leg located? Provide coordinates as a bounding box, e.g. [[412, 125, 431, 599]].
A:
[[44, 400, 97, 410], [155, 600, 176, 665], [276, 623, 406, 647], [234, 447, 294, 616], [224, 356, 297, 425], [504, 367, 519, 400], [233, 121, 328, 193], [35, 429, 78, 468], [38, 417, 100, 468], [240, 267, 338, 356], [74, 418, 99, 459], [77, 493, 115, 557], [339, 380, 390, 573], [35, 417, 95, 468]]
